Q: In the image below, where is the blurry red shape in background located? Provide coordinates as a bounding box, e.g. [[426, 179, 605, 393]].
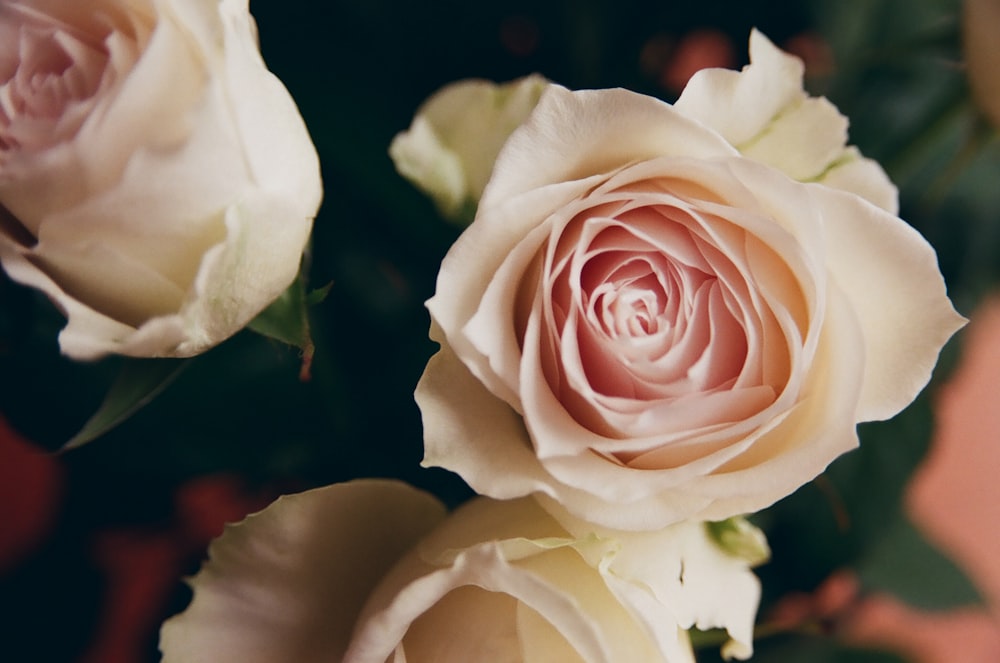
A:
[[80, 475, 270, 663], [659, 29, 736, 93], [829, 299, 1000, 661], [782, 32, 836, 79], [0, 416, 63, 571], [854, 296, 1000, 661]]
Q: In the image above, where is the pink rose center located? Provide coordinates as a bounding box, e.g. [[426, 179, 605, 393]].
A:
[[527, 185, 799, 445], [0, 5, 142, 154]]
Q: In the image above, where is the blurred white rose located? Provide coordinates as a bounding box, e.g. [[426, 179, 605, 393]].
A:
[[159, 480, 765, 662], [0, 0, 322, 359], [389, 74, 547, 223]]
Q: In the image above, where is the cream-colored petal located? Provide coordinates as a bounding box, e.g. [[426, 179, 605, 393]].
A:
[[217, 0, 322, 215], [809, 184, 966, 421], [674, 29, 805, 147], [350, 496, 707, 663], [601, 521, 759, 661], [40, 190, 309, 359], [427, 177, 600, 394], [164, 192, 308, 356], [817, 147, 898, 214], [389, 115, 467, 218], [0, 232, 168, 359], [690, 283, 864, 519], [526, 500, 763, 661], [28, 239, 186, 327], [480, 85, 736, 209], [675, 29, 894, 212], [422, 75, 547, 202], [739, 96, 849, 181], [159, 480, 447, 663], [416, 336, 550, 500], [345, 542, 613, 663]]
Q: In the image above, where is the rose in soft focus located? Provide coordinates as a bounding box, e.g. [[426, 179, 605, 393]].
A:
[[964, 0, 1000, 128], [159, 480, 764, 662], [0, 0, 321, 359], [389, 74, 547, 224], [416, 31, 965, 529]]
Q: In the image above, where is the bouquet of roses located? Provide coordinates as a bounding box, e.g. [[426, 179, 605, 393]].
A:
[[2, 1, 995, 661]]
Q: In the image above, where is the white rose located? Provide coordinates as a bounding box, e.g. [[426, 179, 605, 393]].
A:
[[389, 74, 547, 223], [416, 32, 965, 530], [158, 480, 764, 663], [0, 0, 322, 359]]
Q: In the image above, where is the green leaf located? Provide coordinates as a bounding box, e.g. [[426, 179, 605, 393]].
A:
[[694, 632, 906, 663], [248, 274, 328, 380], [752, 636, 906, 663], [755, 392, 939, 599], [249, 277, 310, 348], [305, 282, 333, 307], [62, 358, 188, 450], [856, 514, 982, 611]]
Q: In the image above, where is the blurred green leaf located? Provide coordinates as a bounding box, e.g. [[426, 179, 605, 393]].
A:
[[62, 358, 188, 450], [695, 633, 906, 663], [751, 637, 906, 663], [856, 514, 982, 610], [755, 390, 947, 602]]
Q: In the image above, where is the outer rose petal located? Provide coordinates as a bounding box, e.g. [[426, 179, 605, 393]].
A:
[[158, 481, 447, 663], [346, 496, 762, 662], [808, 184, 967, 421], [675, 29, 898, 213], [674, 29, 805, 148]]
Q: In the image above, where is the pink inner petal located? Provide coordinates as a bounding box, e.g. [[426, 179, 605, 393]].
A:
[[0, 4, 142, 154], [532, 178, 807, 445]]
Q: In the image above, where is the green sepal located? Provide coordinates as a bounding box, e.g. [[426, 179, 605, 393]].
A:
[[248, 274, 330, 381], [62, 357, 188, 450], [707, 516, 771, 567]]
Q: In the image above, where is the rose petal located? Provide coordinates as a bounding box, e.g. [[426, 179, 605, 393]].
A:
[[346, 543, 619, 663], [740, 96, 849, 181], [217, 0, 322, 214], [158, 480, 447, 663], [417, 329, 551, 500], [480, 85, 737, 209], [347, 497, 729, 663], [674, 29, 804, 148], [389, 114, 467, 216], [819, 147, 898, 214], [808, 184, 966, 421]]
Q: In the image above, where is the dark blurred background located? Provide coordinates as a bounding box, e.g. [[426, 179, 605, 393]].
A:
[[3, 0, 996, 661]]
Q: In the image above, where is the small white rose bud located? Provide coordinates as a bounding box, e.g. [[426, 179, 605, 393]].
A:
[[390, 74, 547, 224], [706, 517, 771, 567]]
